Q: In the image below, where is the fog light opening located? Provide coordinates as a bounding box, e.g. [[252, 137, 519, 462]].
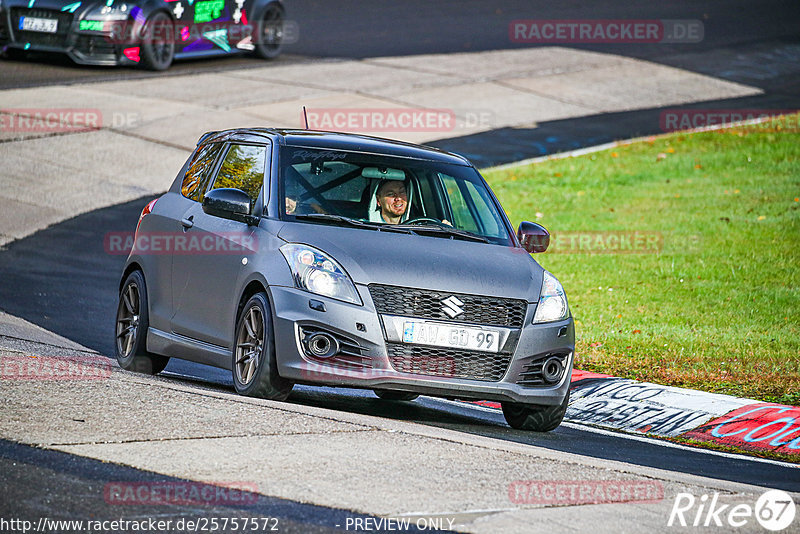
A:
[[306, 333, 339, 359], [542, 356, 564, 383]]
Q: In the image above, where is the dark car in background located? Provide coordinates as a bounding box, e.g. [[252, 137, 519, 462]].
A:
[[115, 128, 575, 431], [0, 0, 284, 69]]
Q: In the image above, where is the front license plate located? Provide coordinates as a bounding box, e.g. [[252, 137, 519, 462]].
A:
[[19, 16, 58, 33], [402, 321, 501, 352]]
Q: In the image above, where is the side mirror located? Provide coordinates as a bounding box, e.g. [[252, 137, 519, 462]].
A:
[[203, 188, 259, 225], [517, 221, 549, 253]]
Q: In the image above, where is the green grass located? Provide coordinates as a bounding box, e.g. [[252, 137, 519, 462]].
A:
[[483, 115, 800, 405]]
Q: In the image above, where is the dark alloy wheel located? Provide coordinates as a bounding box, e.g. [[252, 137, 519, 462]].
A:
[[373, 390, 419, 402], [501, 390, 570, 432], [140, 12, 175, 71], [254, 4, 284, 59], [233, 293, 293, 400], [115, 270, 169, 374]]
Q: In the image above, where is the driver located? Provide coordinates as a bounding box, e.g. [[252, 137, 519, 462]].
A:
[[374, 180, 408, 224]]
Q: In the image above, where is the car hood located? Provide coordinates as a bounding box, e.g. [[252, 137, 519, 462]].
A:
[[277, 222, 543, 301]]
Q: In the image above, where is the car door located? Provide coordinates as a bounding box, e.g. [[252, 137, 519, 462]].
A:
[[170, 141, 270, 347], [145, 141, 224, 334]]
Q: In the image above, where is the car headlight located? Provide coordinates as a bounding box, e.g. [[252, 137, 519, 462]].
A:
[[84, 3, 131, 21], [533, 271, 569, 323], [280, 244, 362, 305]]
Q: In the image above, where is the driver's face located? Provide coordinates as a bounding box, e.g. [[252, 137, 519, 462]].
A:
[[377, 181, 408, 221]]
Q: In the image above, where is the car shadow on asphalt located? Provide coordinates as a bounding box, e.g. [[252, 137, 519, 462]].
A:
[[428, 93, 800, 167], [0, 195, 154, 354], [0, 438, 443, 533]]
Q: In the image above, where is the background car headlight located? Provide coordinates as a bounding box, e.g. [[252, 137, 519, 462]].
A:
[[533, 271, 569, 323], [85, 3, 132, 21], [280, 244, 362, 305]]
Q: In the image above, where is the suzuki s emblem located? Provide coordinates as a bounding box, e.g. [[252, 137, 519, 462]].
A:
[[441, 296, 465, 319]]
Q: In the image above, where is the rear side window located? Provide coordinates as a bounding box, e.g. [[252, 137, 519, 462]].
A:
[[209, 144, 267, 208], [182, 143, 223, 202]]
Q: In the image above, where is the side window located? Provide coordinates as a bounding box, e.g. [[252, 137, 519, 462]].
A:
[[463, 181, 502, 236], [209, 144, 267, 208], [441, 174, 504, 237], [181, 143, 223, 202], [441, 174, 480, 233]]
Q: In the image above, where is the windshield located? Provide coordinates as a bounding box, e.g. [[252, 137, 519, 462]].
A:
[[279, 146, 512, 246]]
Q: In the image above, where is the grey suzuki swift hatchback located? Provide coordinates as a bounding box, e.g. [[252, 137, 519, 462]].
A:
[[115, 128, 575, 431]]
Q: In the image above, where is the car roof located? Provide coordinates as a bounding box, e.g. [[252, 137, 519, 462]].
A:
[[197, 128, 472, 166]]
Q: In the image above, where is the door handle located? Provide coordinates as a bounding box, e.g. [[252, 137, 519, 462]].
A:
[[180, 216, 194, 229]]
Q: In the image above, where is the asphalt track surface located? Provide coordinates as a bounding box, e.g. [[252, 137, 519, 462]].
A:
[[2, 1, 800, 166], [0, 438, 442, 533], [2, 0, 799, 88], [1, 0, 799, 520]]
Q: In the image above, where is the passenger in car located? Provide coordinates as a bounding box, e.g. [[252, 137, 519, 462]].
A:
[[285, 197, 299, 214]]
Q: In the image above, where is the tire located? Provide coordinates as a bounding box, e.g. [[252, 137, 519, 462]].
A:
[[373, 389, 419, 402], [115, 270, 169, 374], [253, 4, 284, 59], [232, 293, 293, 400], [139, 12, 174, 71], [501, 390, 570, 432]]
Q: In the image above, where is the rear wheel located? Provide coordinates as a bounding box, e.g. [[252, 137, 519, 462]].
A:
[[232, 293, 293, 400], [501, 390, 570, 432], [140, 12, 174, 71], [373, 389, 419, 402], [253, 4, 284, 59], [115, 270, 169, 374]]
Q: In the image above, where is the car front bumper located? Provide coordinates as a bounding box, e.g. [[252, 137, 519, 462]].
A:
[[1, 8, 136, 66], [269, 284, 575, 406]]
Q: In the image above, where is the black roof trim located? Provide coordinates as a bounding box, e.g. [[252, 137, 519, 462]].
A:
[[195, 128, 471, 166]]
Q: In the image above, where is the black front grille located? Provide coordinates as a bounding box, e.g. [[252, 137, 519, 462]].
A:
[[74, 34, 116, 58], [10, 8, 72, 47], [387, 343, 511, 382], [0, 11, 9, 43], [369, 284, 527, 328]]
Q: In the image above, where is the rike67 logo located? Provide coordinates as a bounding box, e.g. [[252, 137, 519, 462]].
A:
[[668, 490, 795, 531]]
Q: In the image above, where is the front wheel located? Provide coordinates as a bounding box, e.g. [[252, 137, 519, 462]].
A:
[[140, 12, 175, 71], [115, 270, 169, 374], [232, 293, 293, 400], [253, 4, 284, 59], [501, 390, 570, 432]]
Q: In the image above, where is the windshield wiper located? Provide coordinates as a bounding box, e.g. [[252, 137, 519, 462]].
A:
[[390, 223, 489, 243], [292, 214, 412, 234]]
